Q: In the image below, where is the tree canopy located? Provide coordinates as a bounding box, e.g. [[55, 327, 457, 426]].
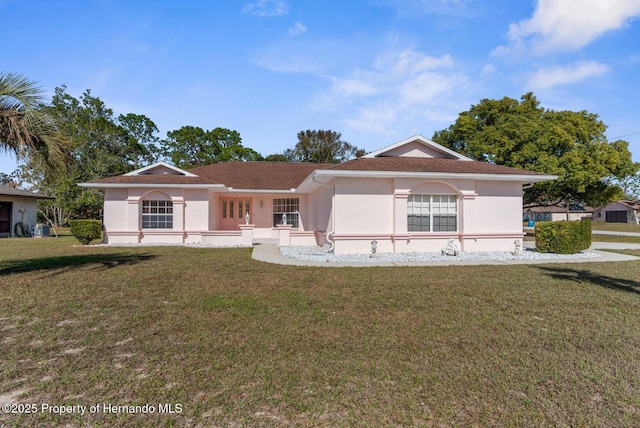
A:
[[20, 87, 162, 225], [0, 72, 69, 171], [161, 126, 262, 169], [283, 129, 364, 163], [432, 93, 639, 208]]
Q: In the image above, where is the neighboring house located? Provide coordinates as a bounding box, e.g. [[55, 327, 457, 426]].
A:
[[523, 205, 593, 222], [80, 135, 556, 254], [592, 200, 640, 224], [0, 186, 55, 238]]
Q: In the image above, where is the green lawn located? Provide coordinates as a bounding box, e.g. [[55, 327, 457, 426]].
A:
[[591, 223, 640, 233], [2, 237, 640, 427]]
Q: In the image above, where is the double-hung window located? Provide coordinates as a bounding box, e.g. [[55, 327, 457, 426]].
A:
[[273, 198, 299, 228], [142, 200, 173, 229], [408, 194, 457, 232]]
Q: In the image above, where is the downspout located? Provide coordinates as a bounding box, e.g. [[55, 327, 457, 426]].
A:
[[312, 174, 335, 252], [182, 191, 187, 243], [522, 183, 534, 222]]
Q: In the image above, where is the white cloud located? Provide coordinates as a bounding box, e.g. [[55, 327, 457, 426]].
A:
[[242, 0, 288, 17], [481, 63, 495, 77], [526, 61, 610, 89], [288, 21, 307, 36], [322, 49, 468, 134], [331, 76, 379, 96], [500, 0, 640, 55]]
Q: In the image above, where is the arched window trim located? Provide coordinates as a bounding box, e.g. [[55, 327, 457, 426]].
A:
[[406, 182, 460, 233], [140, 191, 174, 229]]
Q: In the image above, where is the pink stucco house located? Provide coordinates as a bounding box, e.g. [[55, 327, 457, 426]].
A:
[[80, 135, 555, 254]]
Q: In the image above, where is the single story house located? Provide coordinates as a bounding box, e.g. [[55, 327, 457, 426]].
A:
[[592, 200, 640, 224], [80, 135, 556, 255], [0, 186, 55, 238], [523, 205, 593, 222]]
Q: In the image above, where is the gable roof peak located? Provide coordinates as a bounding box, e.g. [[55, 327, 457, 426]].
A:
[[363, 134, 472, 161], [124, 161, 198, 177]]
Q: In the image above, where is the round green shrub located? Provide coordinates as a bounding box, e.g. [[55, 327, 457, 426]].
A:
[[535, 219, 591, 254], [69, 220, 103, 245]]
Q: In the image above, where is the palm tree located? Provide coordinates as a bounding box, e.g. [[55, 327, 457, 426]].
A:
[[0, 72, 68, 170]]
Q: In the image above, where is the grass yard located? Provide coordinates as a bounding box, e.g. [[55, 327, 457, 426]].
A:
[[2, 237, 640, 427], [592, 235, 640, 244], [591, 223, 640, 233]]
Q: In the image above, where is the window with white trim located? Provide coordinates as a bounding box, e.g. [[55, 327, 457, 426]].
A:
[[407, 194, 457, 232], [273, 198, 299, 228], [142, 200, 173, 229]]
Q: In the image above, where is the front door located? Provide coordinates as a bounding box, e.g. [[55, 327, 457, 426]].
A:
[[0, 201, 12, 237], [220, 198, 251, 230]]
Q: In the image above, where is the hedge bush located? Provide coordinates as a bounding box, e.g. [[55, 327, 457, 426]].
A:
[[535, 219, 592, 254], [69, 220, 103, 245]]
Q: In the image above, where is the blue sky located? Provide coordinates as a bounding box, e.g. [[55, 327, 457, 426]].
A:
[[2, 0, 640, 174]]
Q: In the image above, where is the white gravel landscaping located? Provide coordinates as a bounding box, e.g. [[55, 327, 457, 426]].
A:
[[279, 245, 600, 264]]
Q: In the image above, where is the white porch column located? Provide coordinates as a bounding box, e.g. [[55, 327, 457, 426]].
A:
[[393, 192, 410, 252], [277, 224, 292, 246], [239, 224, 255, 246]]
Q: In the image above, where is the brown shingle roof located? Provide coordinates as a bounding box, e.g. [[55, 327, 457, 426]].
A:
[[87, 162, 334, 190], [188, 162, 333, 190], [85, 157, 552, 189], [325, 157, 549, 176], [85, 175, 213, 185], [618, 200, 640, 210], [0, 186, 55, 199]]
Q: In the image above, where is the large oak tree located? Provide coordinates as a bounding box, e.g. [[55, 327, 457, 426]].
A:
[[432, 93, 638, 210], [161, 126, 261, 169]]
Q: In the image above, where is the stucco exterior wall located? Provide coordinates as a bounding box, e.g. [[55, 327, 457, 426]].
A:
[[593, 202, 639, 224], [104, 188, 188, 244], [103, 189, 129, 231], [103, 189, 324, 244], [381, 141, 449, 158], [469, 181, 522, 234], [0, 197, 38, 237], [100, 178, 527, 252], [307, 186, 333, 232], [209, 192, 309, 232], [183, 189, 209, 232], [334, 177, 393, 234], [329, 177, 525, 255]]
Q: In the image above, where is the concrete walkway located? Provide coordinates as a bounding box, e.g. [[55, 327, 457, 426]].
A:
[[252, 242, 640, 267], [589, 230, 640, 237]]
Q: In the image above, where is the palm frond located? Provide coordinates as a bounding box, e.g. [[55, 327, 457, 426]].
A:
[[0, 72, 44, 111], [0, 72, 69, 172]]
